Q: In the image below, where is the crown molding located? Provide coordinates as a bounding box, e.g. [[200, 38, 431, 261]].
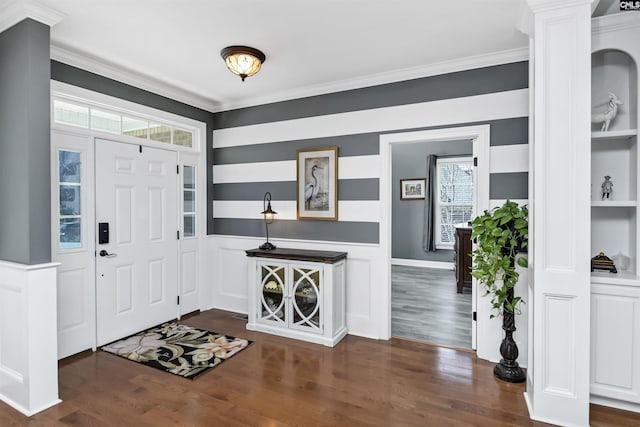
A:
[[50, 42, 528, 114], [526, 0, 592, 13], [592, 11, 640, 35], [0, 0, 64, 34], [50, 43, 221, 113], [215, 46, 529, 112]]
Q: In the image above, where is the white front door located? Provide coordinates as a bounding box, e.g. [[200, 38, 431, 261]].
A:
[[95, 139, 179, 346]]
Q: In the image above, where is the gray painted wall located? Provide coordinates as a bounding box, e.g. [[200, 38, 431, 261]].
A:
[[215, 62, 529, 129], [48, 59, 529, 245], [212, 60, 529, 244], [0, 19, 51, 265], [392, 140, 473, 262]]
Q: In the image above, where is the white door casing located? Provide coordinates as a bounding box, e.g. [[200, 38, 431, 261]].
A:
[[95, 139, 179, 346]]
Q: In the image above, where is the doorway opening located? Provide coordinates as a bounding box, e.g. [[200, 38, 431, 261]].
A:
[[391, 142, 474, 349], [379, 125, 491, 351]]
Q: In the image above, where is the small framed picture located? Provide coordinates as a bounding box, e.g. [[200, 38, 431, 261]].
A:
[[400, 178, 426, 200], [297, 147, 338, 220]]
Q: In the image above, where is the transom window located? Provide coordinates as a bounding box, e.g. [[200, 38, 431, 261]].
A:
[[435, 157, 473, 249], [53, 99, 195, 149]]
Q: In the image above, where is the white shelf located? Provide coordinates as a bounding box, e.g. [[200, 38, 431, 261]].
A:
[[591, 271, 640, 287], [591, 201, 637, 207], [592, 129, 637, 140]]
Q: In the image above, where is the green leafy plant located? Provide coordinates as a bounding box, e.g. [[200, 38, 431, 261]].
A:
[[471, 200, 528, 317]]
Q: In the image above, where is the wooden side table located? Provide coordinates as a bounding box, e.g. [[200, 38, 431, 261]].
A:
[[455, 226, 472, 293]]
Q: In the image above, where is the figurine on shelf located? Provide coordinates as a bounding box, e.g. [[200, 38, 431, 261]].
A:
[[601, 175, 613, 200], [591, 252, 617, 273], [591, 92, 623, 132]]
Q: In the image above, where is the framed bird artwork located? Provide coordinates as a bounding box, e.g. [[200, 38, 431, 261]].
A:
[[296, 147, 338, 220]]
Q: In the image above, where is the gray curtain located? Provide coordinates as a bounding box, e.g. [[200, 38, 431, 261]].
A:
[[423, 155, 437, 252]]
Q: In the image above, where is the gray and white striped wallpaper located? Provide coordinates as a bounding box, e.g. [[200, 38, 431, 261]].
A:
[[212, 61, 529, 244]]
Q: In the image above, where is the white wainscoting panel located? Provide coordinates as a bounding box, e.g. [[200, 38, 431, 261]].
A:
[[543, 294, 576, 396], [207, 238, 251, 314], [344, 257, 374, 338], [0, 260, 61, 416], [57, 267, 88, 333], [207, 235, 382, 340]]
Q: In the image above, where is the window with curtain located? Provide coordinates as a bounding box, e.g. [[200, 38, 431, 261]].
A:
[[435, 156, 473, 249]]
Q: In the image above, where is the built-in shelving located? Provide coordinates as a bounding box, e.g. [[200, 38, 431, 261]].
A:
[[590, 13, 640, 413]]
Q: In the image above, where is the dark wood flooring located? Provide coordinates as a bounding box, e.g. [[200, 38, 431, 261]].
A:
[[1, 309, 638, 426], [392, 265, 472, 349]]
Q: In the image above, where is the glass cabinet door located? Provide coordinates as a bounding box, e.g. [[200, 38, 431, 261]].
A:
[[259, 264, 286, 324], [291, 267, 321, 332]]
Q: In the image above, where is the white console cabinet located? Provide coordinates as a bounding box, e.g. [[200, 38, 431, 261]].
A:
[[590, 12, 640, 413], [245, 248, 347, 347]]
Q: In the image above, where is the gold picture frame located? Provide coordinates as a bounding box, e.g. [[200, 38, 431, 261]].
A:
[[296, 147, 338, 220]]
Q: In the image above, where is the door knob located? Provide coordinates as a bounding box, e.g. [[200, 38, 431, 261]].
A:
[[99, 249, 117, 258]]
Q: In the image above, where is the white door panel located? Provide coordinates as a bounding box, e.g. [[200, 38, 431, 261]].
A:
[[96, 139, 179, 346]]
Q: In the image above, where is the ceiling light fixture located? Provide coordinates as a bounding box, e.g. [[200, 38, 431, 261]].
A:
[[220, 45, 266, 81]]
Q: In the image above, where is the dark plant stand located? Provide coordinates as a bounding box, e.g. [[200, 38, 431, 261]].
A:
[[494, 287, 526, 383]]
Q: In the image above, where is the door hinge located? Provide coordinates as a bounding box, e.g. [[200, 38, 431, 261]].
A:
[[472, 311, 477, 321], [177, 164, 179, 174], [177, 230, 180, 240], [139, 145, 142, 153], [473, 157, 478, 167], [177, 296, 180, 305]]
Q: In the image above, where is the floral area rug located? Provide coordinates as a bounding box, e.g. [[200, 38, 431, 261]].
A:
[[102, 322, 252, 379]]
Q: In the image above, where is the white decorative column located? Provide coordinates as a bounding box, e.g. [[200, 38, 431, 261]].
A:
[[524, 1, 592, 426], [0, 0, 64, 417], [0, 261, 61, 415]]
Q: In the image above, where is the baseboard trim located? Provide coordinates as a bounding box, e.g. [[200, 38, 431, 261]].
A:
[[591, 394, 640, 414], [0, 393, 62, 417], [391, 258, 454, 270]]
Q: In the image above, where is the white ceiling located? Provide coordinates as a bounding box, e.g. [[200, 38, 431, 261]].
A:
[[40, 0, 530, 112]]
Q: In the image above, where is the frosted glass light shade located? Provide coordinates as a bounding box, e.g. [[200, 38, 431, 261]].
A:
[[221, 46, 266, 81]]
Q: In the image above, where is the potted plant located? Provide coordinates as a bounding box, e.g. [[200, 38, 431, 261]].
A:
[[471, 200, 528, 383]]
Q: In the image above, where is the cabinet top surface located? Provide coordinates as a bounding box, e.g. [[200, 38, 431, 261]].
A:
[[245, 247, 347, 264]]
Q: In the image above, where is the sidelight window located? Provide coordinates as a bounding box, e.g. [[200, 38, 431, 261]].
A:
[[183, 165, 196, 237], [58, 150, 82, 250]]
